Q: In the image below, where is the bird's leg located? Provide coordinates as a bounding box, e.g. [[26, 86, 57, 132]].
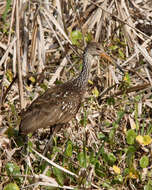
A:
[[43, 124, 62, 156], [17, 131, 29, 157]]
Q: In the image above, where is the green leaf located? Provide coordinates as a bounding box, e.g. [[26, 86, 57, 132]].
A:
[[3, 183, 20, 190], [92, 87, 99, 97], [124, 72, 131, 85], [89, 150, 96, 164], [80, 110, 88, 127], [53, 167, 64, 186], [143, 135, 152, 146], [40, 83, 48, 91], [46, 169, 51, 177], [109, 45, 118, 50], [126, 146, 136, 168], [97, 132, 106, 140], [65, 141, 73, 157], [109, 128, 116, 143], [71, 30, 83, 45], [116, 111, 125, 124], [78, 152, 87, 168], [107, 97, 115, 105], [118, 48, 125, 59], [144, 180, 152, 190], [2, 0, 11, 21], [6, 127, 16, 138], [100, 147, 108, 162], [29, 76, 36, 83], [6, 69, 13, 82], [5, 162, 21, 177], [140, 156, 149, 168], [95, 162, 106, 177], [84, 32, 92, 42], [113, 175, 123, 184], [126, 129, 137, 145], [108, 153, 116, 164], [88, 79, 93, 85]]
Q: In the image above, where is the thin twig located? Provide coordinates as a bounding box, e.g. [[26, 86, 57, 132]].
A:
[[1, 75, 18, 104], [16, 0, 24, 108], [113, 83, 150, 97]]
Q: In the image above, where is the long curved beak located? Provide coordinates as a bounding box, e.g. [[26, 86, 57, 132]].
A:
[[100, 52, 113, 62], [100, 52, 124, 74]]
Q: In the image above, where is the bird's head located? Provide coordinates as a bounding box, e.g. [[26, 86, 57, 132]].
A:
[[84, 42, 113, 64], [84, 42, 104, 56]]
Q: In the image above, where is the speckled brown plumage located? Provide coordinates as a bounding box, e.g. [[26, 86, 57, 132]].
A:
[[19, 42, 103, 135]]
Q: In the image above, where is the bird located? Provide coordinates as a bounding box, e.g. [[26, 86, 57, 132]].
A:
[[19, 42, 107, 141]]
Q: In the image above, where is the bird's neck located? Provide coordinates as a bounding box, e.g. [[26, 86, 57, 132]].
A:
[[74, 52, 93, 89]]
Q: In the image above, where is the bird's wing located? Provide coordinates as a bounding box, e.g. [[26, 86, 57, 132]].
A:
[[19, 87, 82, 134]]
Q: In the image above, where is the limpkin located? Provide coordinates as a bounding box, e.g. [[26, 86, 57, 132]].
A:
[[19, 42, 107, 145]]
